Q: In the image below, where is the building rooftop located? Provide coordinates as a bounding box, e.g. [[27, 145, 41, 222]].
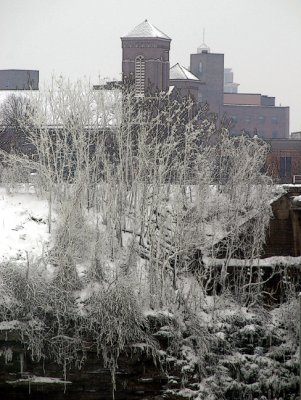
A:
[[0, 69, 39, 90], [197, 42, 210, 53], [122, 19, 171, 40], [170, 63, 199, 81]]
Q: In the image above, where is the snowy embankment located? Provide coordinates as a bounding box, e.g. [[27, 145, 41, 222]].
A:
[[0, 187, 51, 263], [0, 186, 300, 399]]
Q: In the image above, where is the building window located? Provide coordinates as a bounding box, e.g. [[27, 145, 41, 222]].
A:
[[258, 116, 265, 123], [231, 115, 237, 124], [245, 116, 251, 124], [135, 55, 145, 97], [199, 62, 203, 73], [271, 116, 278, 124], [272, 131, 278, 139], [280, 156, 292, 178]]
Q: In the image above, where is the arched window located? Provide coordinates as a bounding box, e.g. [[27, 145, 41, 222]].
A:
[[135, 55, 145, 97], [199, 61, 203, 73]]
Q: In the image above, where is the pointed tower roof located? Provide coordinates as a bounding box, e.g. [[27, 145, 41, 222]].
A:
[[170, 63, 199, 81], [122, 19, 171, 40]]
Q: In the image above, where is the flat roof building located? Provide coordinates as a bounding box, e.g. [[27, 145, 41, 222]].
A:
[[0, 70, 39, 90]]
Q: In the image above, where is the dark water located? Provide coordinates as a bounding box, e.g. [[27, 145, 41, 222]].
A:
[[0, 337, 167, 399], [0, 385, 166, 400], [1, 370, 167, 400]]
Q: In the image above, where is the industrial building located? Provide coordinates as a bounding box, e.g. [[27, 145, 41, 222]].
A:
[[121, 20, 299, 183], [0, 69, 39, 90], [122, 20, 289, 140]]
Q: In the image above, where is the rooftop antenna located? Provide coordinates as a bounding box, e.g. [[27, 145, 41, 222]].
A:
[[197, 28, 210, 53]]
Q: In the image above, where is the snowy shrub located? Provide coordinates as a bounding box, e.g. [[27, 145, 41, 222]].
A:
[[83, 279, 158, 390], [1, 164, 30, 193], [275, 297, 300, 343], [53, 201, 93, 263]]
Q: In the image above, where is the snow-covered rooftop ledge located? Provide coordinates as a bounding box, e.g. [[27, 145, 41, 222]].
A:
[[203, 255, 301, 267]]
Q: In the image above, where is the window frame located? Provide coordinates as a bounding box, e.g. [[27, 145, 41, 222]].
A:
[[135, 55, 145, 97]]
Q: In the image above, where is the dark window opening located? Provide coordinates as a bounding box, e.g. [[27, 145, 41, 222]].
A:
[[280, 156, 291, 178], [272, 131, 278, 139]]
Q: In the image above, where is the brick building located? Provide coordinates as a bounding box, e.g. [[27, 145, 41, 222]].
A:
[[223, 94, 289, 139], [169, 63, 201, 101], [0, 21, 298, 183], [266, 139, 301, 183], [122, 20, 289, 140], [189, 46, 290, 139], [121, 20, 299, 182], [121, 20, 171, 95]]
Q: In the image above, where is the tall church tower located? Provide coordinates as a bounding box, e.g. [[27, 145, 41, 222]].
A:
[[121, 20, 171, 96]]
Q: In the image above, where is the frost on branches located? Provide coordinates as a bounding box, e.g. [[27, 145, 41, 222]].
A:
[[0, 78, 298, 399]]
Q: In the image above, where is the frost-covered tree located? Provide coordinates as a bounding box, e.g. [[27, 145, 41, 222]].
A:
[[0, 93, 35, 130], [0, 78, 284, 398], [0, 78, 274, 302]]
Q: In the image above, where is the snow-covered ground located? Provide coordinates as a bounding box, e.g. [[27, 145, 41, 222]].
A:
[[0, 185, 300, 399], [0, 187, 51, 263]]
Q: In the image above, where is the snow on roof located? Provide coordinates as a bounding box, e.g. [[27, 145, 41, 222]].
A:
[[170, 63, 199, 81], [122, 19, 171, 40]]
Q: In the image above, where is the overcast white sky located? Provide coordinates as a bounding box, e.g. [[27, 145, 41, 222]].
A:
[[1, 0, 300, 132]]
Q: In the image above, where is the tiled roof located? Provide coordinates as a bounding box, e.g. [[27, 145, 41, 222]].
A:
[[122, 20, 171, 40], [170, 63, 199, 81]]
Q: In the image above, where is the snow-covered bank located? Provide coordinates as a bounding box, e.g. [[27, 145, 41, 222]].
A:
[[0, 187, 51, 263], [0, 185, 300, 399]]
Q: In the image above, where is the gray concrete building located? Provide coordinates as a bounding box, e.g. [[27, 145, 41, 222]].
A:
[[224, 68, 239, 93], [189, 46, 289, 138], [0, 70, 39, 90], [190, 49, 224, 116]]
